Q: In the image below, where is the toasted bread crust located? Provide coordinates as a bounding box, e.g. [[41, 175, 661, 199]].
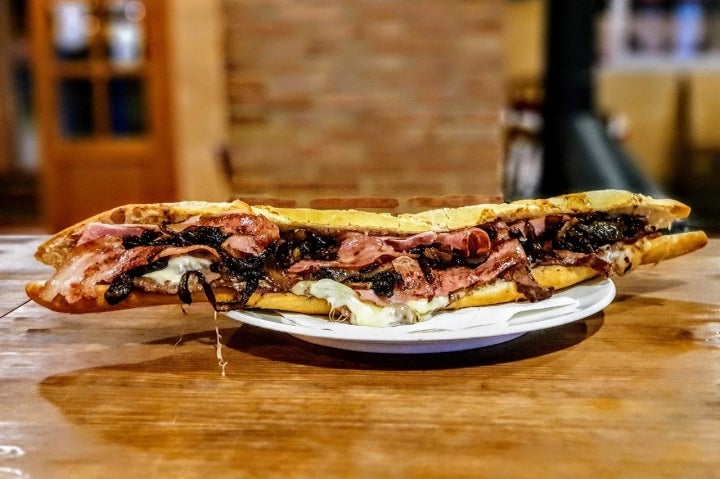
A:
[[253, 189, 689, 232], [35, 190, 692, 270], [409, 189, 691, 231], [637, 229, 708, 264], [24, 282, 332, 315]]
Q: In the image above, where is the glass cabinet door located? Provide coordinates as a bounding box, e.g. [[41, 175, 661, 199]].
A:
[[50, 0, 148, 138], [32, 0, 175, 231]]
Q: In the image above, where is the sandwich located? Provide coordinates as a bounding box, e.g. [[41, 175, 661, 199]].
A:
[[25, 190, 708, 327]]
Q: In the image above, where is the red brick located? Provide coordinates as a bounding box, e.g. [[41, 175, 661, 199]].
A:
[[223, 0, 504, 202]]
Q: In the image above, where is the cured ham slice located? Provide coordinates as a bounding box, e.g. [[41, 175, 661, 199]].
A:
[[77, 223, 155, 246], [382, 228, 491, 257], [287, 232, 406, 273], [433, 240, 528, 296], [199, 213, 280, 256], [287, 227, 493, 273]]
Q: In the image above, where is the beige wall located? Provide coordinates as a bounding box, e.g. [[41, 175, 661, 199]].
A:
[[167, 0, 231, 202], [597, 69, 680, 186], [503, 0, 545, 88]]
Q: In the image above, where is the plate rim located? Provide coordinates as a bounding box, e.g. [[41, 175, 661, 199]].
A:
[[224, 278, 616, 348]]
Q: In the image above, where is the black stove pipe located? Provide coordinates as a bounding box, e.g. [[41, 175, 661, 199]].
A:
[[539, 0, 665, 198]]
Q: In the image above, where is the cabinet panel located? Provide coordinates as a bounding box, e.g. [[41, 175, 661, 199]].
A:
[[64, 164, 145, 223]]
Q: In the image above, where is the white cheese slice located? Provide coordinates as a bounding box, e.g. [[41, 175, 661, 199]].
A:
[[291, 279, 448, 327], [141, 255, 213, 285]]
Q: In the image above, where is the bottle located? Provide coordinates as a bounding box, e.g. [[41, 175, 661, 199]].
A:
[[672, 0, 705, 60]]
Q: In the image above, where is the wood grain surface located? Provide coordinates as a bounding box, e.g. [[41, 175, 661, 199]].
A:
[[1, 235, 719, 478]]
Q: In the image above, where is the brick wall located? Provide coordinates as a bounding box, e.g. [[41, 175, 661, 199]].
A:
[[222, 0, 505, 210]]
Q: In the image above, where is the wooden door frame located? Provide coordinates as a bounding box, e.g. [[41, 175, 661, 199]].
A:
[[0, 1, 16, 173]]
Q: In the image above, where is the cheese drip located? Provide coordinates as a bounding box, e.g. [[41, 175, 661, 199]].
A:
[[291, 279, 448, 327], [141, 256, 213, 285]]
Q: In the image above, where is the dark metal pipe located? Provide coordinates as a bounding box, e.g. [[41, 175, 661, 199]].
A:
[[539, 0, 664, 197]]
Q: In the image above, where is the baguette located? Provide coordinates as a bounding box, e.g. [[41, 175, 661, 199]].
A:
[[25, 190, 708, 326]]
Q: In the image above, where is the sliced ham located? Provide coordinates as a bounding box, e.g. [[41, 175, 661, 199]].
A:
[[508, 218, 547, 240], [528, 217, 546, 236], [200, 213, 280, 256], [355, 288, 385, 305], [287, 232, 406, 273], [154, 244, 221, 261], [380, 228, 491, 257], [222, 235, 271, 256], [77, 223, 156, 246], [163, 215, 201, 231], [336, 232, 402, 264], [437, 228, 491, 257], [287, 227, 493, 273], [199, 214, 279, 242], [380, 231, 438, 250], [353, 240, 537, 303], [537, 249, 611, 274], [433, 239, 527, 296], [391, 256, 435, 298]]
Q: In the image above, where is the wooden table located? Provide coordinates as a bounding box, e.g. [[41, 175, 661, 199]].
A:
[[2, 235, 719, 478]]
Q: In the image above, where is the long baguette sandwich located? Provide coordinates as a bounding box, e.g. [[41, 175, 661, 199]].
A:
[[26, 190, 707, 327]]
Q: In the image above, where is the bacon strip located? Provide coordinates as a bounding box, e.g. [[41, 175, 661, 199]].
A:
[[39, 238, 125, 303], [39, 238, 162, 303], [379, 231, 437, 250], [44, 213, 281, 304]]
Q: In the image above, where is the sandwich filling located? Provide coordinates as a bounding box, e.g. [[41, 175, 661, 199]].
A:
[[37, 210, 658, 326]]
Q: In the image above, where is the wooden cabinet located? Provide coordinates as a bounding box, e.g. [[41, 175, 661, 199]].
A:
[[31, 0, 175, 231]]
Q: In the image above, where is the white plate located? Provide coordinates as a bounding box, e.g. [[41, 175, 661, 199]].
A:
[[225, 278, 616, 354]]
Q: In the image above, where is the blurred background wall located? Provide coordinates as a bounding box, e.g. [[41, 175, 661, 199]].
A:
[[1, 0, 718, 232], [505, 0, 720, 230]]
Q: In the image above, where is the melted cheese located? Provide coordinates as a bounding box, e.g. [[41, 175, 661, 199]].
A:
[[141, 255, 213, 285], [598, 243, 642, 274], [291, 279, 448, 327]]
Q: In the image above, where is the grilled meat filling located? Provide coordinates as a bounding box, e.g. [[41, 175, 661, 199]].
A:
[[101, 213, 655, 310]]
